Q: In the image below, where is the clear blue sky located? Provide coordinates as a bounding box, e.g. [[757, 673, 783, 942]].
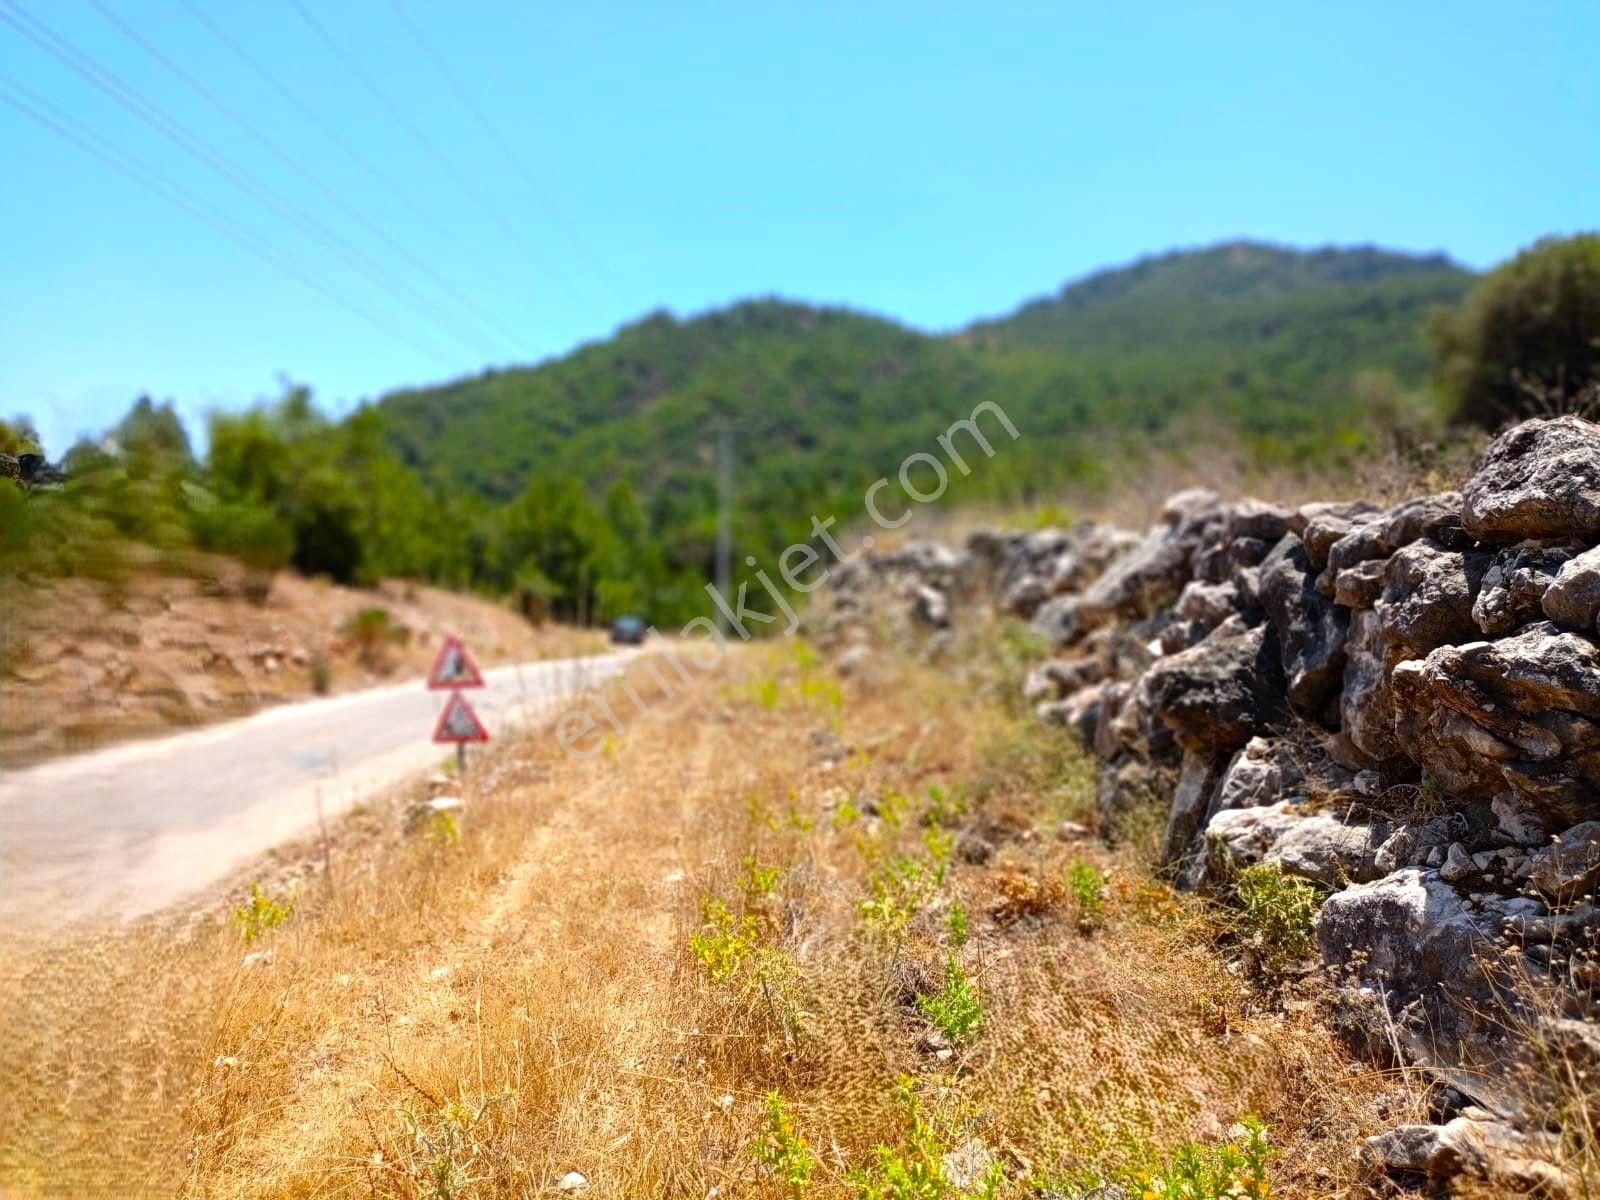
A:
[[3, 0, 1596, 454]]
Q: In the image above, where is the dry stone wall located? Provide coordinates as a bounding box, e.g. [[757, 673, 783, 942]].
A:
[[817, 416, 1600, 1193]]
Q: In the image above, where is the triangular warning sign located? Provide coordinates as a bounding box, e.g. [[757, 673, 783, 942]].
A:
[[427, 635, 484, 689], [432, 690, 490, 744]]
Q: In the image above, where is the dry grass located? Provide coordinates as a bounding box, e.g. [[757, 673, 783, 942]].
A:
[[2, 635, 1430, 1198]]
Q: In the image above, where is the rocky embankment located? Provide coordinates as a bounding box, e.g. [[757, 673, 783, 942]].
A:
[[822, 416, 1600, 1195]]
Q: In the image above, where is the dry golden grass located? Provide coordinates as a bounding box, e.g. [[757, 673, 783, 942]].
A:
[[3, 634, 1432, 1198]]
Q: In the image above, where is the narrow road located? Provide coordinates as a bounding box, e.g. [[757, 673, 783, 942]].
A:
[[0, 650, 635, 931]]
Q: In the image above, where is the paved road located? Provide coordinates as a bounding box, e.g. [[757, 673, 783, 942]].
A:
[[0, 650, 635, 931]]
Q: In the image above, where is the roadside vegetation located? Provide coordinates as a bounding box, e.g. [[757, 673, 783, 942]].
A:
[[1, 626, 1431, 1198]]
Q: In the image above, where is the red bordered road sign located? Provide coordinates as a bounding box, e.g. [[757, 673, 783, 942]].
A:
[[432, 690, 490, 744], [427, 634, 484, 689]]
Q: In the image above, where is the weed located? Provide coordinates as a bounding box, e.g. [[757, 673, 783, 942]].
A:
[[859, 853, 943, 938], [309, 651, 331, 695], [753, 1091, 817, 1198], [917, 958, 982, 1044], [1067, 860, 1108, 931], [944, 902, 969, 948], [1138, 1116, 1275, 1200], [689, 896, 762, 983], [741, 855, 782, 900], [343, 606, 405, 671], [921, 784, 968, 829], [425, 810, 460, 846], [1234, 864, 1320, 970], [848, 1076, 1000, 1200], [399, 1096, 506, 1200], [759, 677, 781, 709], [990, 865, 1065, 923], [231, 882, 293, 944]]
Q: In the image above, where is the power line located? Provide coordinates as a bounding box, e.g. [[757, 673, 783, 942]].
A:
[[1, 0, 491, 362], [0, 76, 458, 368], [172, 0, 532, 356], [387, 0, 623, 303], [86, 0, 517, 361], [287, 0, 603, 323]]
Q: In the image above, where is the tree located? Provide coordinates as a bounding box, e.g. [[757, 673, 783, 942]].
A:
[[1431, 233, 1600, 426]]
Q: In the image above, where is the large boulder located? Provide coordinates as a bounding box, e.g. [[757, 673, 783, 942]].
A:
[[1462, 415, 1600, 543], [1258, 534, 1349, 719], [1391, 623, 1600, 822], [1142, 614, 1287, 755]]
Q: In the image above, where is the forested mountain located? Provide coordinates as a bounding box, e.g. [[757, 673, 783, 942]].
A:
[[376, 239, 1473, 555], [9, 241, 1478, 626]]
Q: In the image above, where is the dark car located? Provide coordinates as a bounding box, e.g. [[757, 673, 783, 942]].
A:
[[610, 615, 647, 645]]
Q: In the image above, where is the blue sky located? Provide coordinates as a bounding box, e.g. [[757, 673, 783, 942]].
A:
[[3, 1, 1596, 454]]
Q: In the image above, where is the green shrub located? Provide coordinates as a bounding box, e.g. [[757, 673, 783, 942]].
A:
[[1066, 860, 1108, 931], [916, 957, 982, 1044], [689, 897, 761, 983], [752, 1092, 816, 1198], [231, 882, 294, 944], [1234, 864, 1319, 969], [944, 902, 969, 948]]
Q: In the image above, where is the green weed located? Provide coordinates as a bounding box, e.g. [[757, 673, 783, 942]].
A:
[[231, 882, 293, 944], [1234, 864, 1319, 970], [689, 897, 762, 983], [753, 1091, 817, 1198], [917, 958, 982, 1044]]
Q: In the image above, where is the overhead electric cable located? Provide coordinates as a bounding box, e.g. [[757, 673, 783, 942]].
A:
[[288, 0, 604, 321], [2, 0, 491, 361], [171, 0, 533, 355], [0, 76, 458, 367], [387, 0, 623, 302]]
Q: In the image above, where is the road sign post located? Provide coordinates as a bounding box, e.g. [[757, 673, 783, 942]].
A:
[[428, 635, 488, 773]]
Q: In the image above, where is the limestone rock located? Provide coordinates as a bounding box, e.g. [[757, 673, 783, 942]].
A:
[[1143, 615, 1286, 755], [1527, 821, 1600, 903], [1203, 801, 1388, 886], [1542, 545, 1600, 631], [1475, 543, 1577, 635], [1462, 415, 1600, 542], [1258, 533, 1348, 718]]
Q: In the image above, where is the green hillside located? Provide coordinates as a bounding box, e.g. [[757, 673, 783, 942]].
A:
[[10, 240, 1477, 628], [379, 239, 1473, 520]]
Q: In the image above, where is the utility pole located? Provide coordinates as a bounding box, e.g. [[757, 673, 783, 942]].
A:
[[715, 422, 733, 633]]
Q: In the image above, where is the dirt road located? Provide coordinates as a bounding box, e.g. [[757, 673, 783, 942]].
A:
[[0, 650, 634, 930]]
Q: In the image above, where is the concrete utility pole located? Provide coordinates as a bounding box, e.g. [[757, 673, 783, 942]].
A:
[[715, 422, 733, 632]]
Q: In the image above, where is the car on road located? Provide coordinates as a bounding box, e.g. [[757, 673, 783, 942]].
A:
[[610, 615, 647, 645]]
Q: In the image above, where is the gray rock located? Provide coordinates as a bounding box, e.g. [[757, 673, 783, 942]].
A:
[[1173, 578, 1239, 628], [1259, 534, 1349, 717], [1491, 792, 1548, 847], [1462, 415, 1600, 543], [1527, 821, 1600, 903], [1318, 869, 1510, 1110], [1440, 842, 1476, 883], [1333, 557, 1388, 609], [1161, 752, 1228, 870], [1203, 801, 1387, 886], [912, 585, 950, 629], [1075, 527, 1193, 628], [1000, 573, 1049, 617], [1028, 595, 1081, 647], [1212, 737, 1303, 811], [1542, 545, 1600, 631], [1474, 543, 1577, 635], [1390, 623, 1600, 821], [1375, 491, 1471, 552], [1342, 541, 1489, 763], [1226, 498, 1293, 543], [1361, 1116, 1570, 1193], [1143, 615, 1287, 755]]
